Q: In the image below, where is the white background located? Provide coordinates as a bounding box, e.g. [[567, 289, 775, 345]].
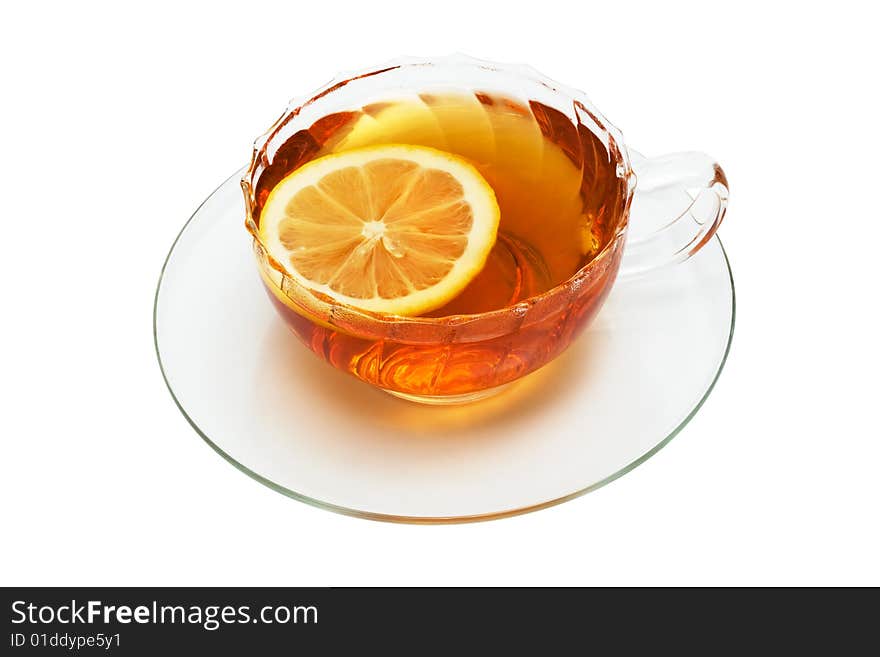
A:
[[2, 1, 878, 586]]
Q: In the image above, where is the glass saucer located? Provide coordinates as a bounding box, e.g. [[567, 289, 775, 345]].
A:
[[154, 170, 735, 523]]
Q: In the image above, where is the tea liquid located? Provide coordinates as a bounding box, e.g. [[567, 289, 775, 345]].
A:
[[253, 92, 619, 316], [249, 91, 626, 397]]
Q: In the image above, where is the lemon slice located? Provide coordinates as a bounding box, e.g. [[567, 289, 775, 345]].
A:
[[259, 144, 500, 316]]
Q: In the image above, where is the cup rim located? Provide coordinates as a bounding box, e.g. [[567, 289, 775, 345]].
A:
[[242, 54, 635, 339]]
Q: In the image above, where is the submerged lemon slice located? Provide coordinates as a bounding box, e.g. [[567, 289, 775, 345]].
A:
[[259, 144, 500, 316]]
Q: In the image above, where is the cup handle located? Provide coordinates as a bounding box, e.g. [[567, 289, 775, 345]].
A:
[[618, 150, 729, 278]]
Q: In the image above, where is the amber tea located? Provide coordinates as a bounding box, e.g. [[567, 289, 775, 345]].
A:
[[247, 91, 628, 400]]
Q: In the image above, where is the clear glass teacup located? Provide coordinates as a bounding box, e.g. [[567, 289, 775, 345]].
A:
[[243, 55, 728, 404]]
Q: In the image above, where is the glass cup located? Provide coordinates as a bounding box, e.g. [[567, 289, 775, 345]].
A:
[[242, 55, 728, 404]]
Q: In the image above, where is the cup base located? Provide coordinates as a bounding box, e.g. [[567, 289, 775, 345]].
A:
[[382, 382, 514, 405]]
